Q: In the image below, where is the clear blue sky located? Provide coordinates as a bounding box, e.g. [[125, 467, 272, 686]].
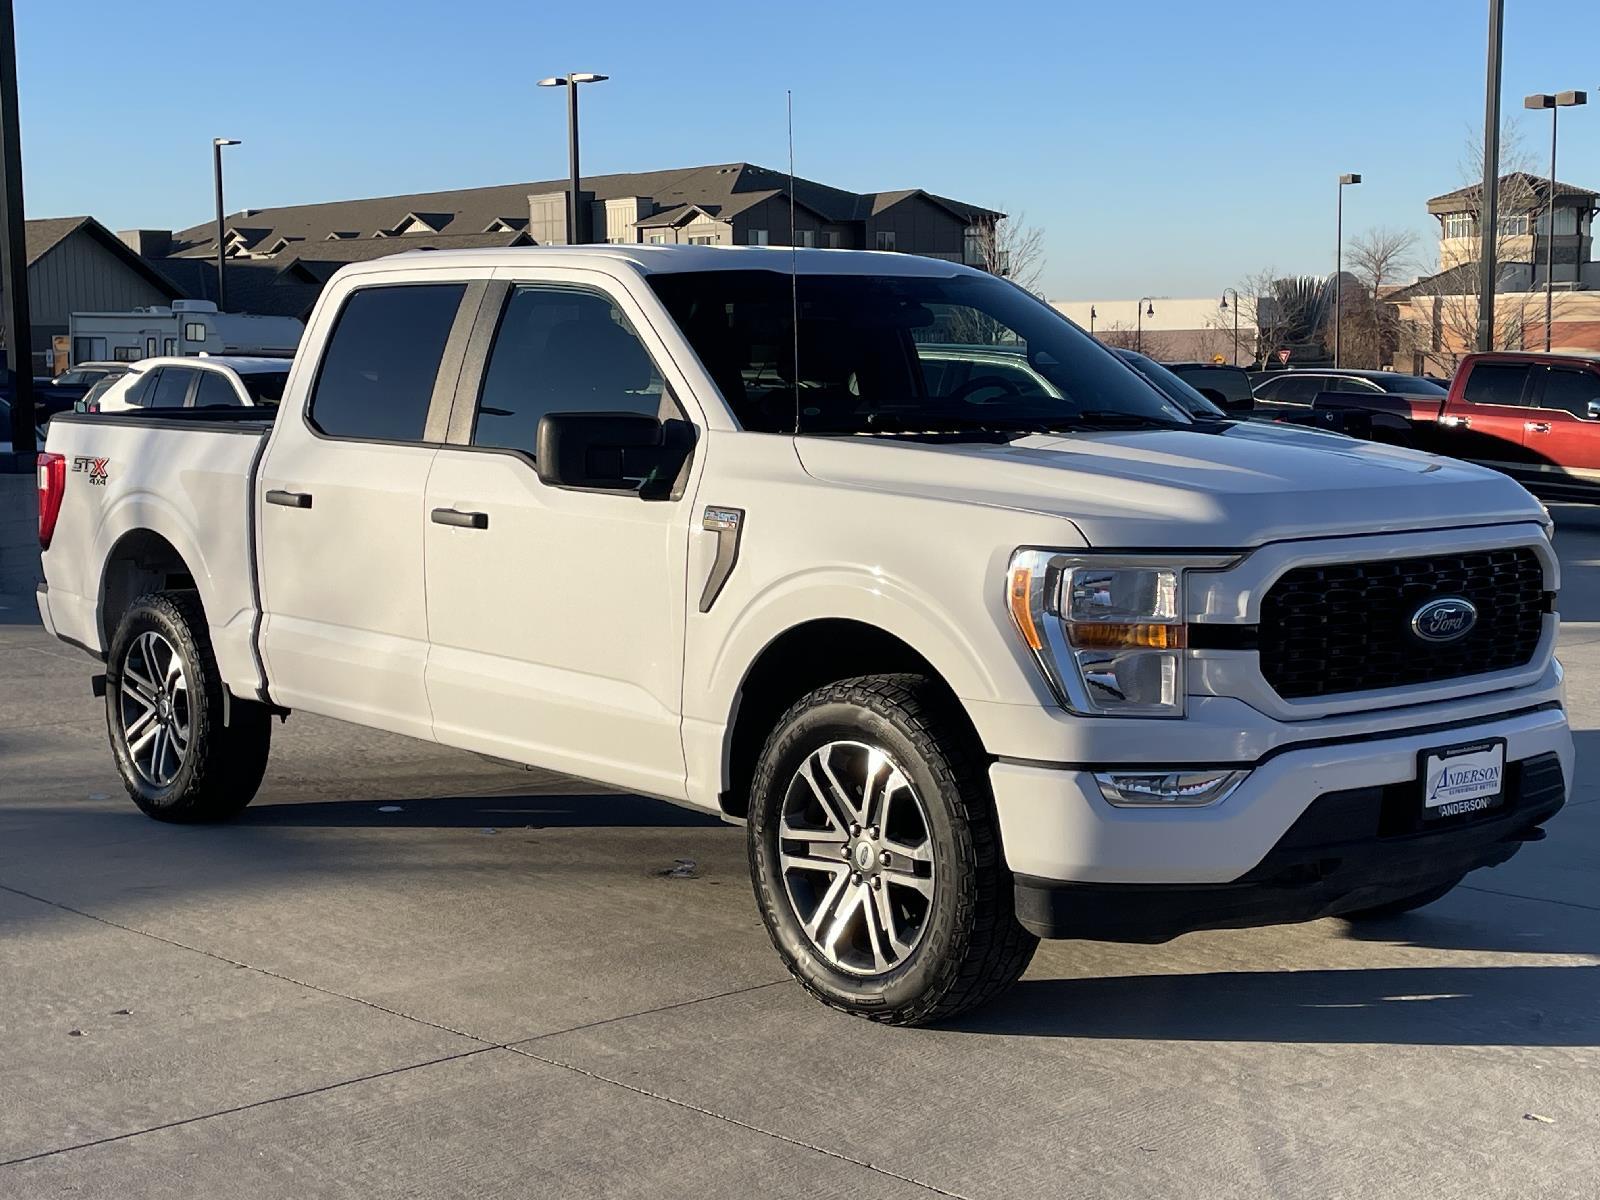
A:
[[17, 0, 1600, 299]]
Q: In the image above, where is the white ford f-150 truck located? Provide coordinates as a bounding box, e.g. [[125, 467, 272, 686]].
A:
[[35, 246, 1571, 1025]]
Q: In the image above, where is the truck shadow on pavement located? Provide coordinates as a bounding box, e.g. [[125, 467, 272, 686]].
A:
[[233, 791, 725, 829], [953, 962, 1600, 1045]]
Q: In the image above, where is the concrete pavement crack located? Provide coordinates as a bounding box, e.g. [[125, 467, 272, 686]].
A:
[[1459, 882, 1600, 913], [1, 883, 909, 1188], [504, 1042, 976, 1200], [0, 1049, 498, 1168], [0, 882, 491, 1042]]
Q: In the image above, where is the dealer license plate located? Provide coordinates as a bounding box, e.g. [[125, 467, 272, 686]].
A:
[[1419, 739, 1506, 820]]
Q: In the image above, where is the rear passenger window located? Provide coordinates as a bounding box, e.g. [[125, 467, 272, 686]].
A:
[[1462, 363, 1532, 407], [147, 368, 195, 408], [194, 372, 242, 407], [471, 286, 665, 456], [309, 284, 466, 441]]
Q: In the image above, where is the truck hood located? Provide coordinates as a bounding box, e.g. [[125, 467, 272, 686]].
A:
[[794, 423, 1545, 547]]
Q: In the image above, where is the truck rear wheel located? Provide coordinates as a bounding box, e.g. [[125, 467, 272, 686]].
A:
[[106, 592, 271, 823], [747, 673, 1037, 1025]]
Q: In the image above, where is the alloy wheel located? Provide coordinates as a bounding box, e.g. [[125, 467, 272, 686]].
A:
[[777, 740, 936, 976], [118, 631, 191, 788]]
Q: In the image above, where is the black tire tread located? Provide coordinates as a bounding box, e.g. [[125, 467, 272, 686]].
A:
[[108, 590, 270, 823], [749, 672, 1036, 1025]]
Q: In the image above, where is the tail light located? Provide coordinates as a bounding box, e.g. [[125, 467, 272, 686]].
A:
[[37, 451, 66, 550]]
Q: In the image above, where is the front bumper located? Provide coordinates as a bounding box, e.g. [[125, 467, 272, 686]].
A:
[[1012, 751, 1565, 941], [990, 703, 1572, 937]]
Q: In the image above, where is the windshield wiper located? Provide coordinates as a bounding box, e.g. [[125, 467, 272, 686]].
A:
[[1066, 410, 1190, 429], [800, 411, 1189, 440]]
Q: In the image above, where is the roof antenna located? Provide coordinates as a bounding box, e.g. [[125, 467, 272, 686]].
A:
[[788, 89, 801, 436]]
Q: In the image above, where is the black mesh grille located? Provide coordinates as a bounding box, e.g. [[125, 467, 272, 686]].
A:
[[1258, 547, 1546, 700]]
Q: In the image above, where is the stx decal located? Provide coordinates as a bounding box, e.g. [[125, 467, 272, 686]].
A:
[[71, 456, 110, 485]]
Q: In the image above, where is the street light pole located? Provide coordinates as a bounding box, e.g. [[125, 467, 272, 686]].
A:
[[1477, 0, 1505, 352], [0, 0, 34, 460], [1136, 297, 1154, 354], [212, 138, 240, 312], [1524, 90, 1588, 351], [1220, 288, 1240, 365], [537, 72, 608, 245], [1334, 173, 1360, 368]]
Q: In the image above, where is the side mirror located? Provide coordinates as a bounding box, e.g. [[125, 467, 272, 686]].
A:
[[74, 398, 89, 413], [1587, 400, 1600, 421], [535, 411, 693, 499]]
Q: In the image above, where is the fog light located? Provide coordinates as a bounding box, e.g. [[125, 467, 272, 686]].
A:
[[1094, 769, 1248, 808]]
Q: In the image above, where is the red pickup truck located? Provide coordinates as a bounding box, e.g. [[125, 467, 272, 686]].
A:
[[1310, 352, 1600, 499]]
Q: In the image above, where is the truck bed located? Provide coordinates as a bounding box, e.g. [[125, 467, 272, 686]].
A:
[[39, 410, 271, 698]]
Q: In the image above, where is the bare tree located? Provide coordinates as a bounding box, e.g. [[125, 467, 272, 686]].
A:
[[1234, 269, 1288, 368], [969, 211, 1046, 296], [1096, 320, 1139, 351], [1335, 227, 1420, 369]]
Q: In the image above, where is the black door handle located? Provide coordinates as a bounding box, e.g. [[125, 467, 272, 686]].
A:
[[265, 489, 313, 509], [431, 507, 489, 530]]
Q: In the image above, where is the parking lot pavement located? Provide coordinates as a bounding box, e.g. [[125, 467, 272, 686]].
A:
[[3, 514, 1599, 1200]]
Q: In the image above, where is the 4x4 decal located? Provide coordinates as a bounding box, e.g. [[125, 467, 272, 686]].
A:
[[71, 456, 110, 485]]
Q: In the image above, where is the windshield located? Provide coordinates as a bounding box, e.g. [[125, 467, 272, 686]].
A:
[[648, 270, 1189, 435], [1116, 351, 1226, 419], [239, 371, 290, 406]]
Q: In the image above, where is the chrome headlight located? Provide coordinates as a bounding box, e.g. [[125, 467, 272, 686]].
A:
[[1006, 549, 1236, 717]]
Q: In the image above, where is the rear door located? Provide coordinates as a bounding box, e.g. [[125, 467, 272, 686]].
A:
[[256, 278, 473, 740], [1439, 360, 1537, 472], [1527, 362, 1600, 481]]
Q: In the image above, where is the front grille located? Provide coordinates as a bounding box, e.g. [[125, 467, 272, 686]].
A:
[[1258, 547, 1547, 700]]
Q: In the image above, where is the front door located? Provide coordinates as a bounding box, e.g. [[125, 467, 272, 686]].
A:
[[423, 276, 697, 799], [1439, 359, 1538, 473], [257, 278, 472, 740]]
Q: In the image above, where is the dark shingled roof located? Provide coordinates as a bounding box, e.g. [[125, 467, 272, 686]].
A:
[[1427, 172, 1600, 214], [166, 162, 1003, 258], [25, 216, 182, 296]]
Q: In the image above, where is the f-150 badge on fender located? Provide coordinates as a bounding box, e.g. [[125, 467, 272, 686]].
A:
[[71, 456, 109, 486]]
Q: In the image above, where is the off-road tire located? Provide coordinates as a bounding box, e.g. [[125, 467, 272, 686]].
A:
[[748, 673, 1037, 1025], [106, 591, 272, 822]]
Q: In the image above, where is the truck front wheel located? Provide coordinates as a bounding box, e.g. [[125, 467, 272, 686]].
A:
[[106, 592, 271, 823], [747, 673, 1037, 1025]]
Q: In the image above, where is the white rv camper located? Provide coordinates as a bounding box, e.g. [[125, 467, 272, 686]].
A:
[[68, 300, 302, 365]]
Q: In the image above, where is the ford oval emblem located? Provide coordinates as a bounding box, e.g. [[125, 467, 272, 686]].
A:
[[1411, 597, 1478, 643]]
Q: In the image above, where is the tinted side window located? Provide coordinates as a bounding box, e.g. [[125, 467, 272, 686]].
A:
[[1268, 375, 1319, 405], [309, 283, 466, 441], [472, 286, 665, 456], [1540, 368, 1600, 418], [1331, 376, 1380, 393], [1462, 363, 1533, 407], [148, 368, 195, 408], [194, 372, 243, 407]]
